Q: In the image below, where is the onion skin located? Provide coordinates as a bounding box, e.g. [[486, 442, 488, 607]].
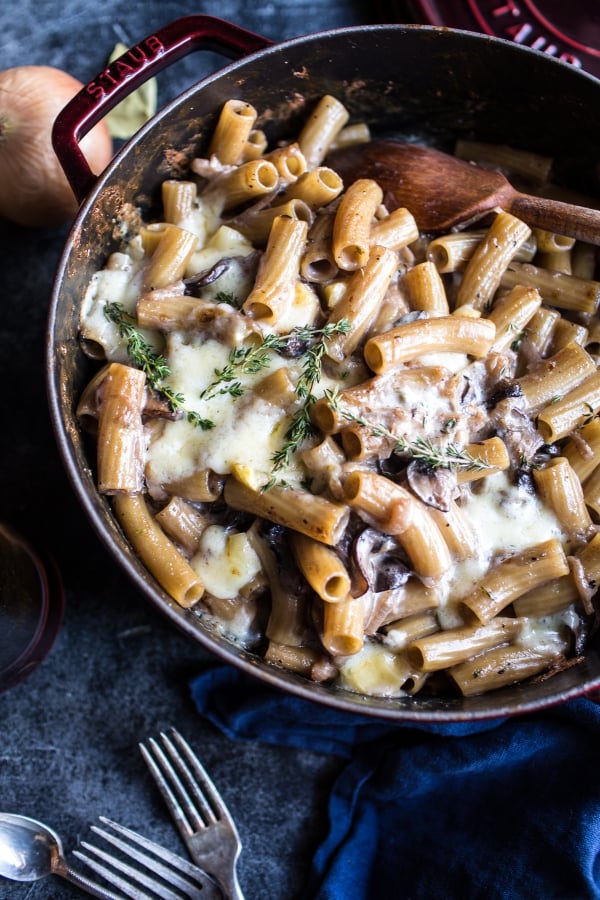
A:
[[0, 65, 113, 228]]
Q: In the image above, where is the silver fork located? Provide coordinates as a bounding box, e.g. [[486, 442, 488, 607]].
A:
[[139, 729, 244, 900], [73, 816, 221, 900]]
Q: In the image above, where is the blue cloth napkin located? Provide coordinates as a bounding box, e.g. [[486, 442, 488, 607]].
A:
[[190, 665, 600, 900]]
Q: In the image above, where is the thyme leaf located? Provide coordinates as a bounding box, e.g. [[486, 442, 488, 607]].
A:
[[103, 302, 215, 430], [324, 386, 490, 472]]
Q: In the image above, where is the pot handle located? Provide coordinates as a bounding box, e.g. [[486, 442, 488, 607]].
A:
[[52, 14, 272, 203]]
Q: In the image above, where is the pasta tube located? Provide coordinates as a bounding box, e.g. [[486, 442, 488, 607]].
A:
[[460, 538, 569, 624], [364, 315, 495, 373], [342, 469, 416, 534], [325, 244, 398, 361], [202, 159, 279, 215], [332, 178, 383, 271], [264, 142, 307, 183], [403, 260, 449, 317], [512, 575, 579, 617], [342, 470, 451, 579], [113, 493, 204, 608], [370, 207, 419, 251], [455, 211, 532, 311], [449, 644, 568, 697], [500, 261, 600, 314], [532, 457, 592, 542], [487, 284, 542, 353], [297, 94, 350, 169], [161, 180, 197, 227], [208, 99, 258, 165], [517, 342, 596, 413], [427, 229, 536, 274], [290, 533, 351, 603], [224, 477, 350, 546], [537, 370, 600, 443], [234, 198, 313, 245], [154, 497, 209, 556], [282, 167, 344, 209], [454, 139, 553, 185], [322, 594, 365, 656], [242, 215, 308, 324], [524, 306, 561, 356], [97, 362, 146, 495], [456, 437, 510, 483], [142, 225, 198, 291], [407, 617, 523, 672]]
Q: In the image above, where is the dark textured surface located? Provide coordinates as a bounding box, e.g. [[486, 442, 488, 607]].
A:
[[0, 3, 415, 898]]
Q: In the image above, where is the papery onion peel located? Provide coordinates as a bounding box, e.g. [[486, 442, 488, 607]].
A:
[[0, 65, 113, 228]]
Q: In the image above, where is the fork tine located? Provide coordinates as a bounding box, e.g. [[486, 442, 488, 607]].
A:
[[73, 818, 215, 900], [93, 819, 215, 895], [140, 738, 198, 838], [72, 848, 165, 900], [141, 732, 221, 834], [169, 729, 237, 833], [161, 731, 220, 823]]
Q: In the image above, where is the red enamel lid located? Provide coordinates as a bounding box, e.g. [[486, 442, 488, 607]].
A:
[[388, 1, 600, 80]]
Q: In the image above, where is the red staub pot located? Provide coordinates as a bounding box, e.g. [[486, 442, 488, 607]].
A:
[[47, 16, 600, 720]]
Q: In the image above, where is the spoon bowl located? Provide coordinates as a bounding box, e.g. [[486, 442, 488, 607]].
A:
[[0, 812, 64, 882], [0, 812, 115, 897]]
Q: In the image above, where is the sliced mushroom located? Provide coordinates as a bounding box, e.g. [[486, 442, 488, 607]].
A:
[[351, 528, 412, 633], [183, 251, 260, 300], [406, 461, 459, 512]]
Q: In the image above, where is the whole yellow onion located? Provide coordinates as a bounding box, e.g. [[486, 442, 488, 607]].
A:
[[0, 65, 113, 227]]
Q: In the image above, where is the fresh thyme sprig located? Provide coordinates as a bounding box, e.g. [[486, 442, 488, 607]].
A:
[[271, 407, 314, 472], [201, 320, 351, 405], [104, 302, 215, 430], [268, 320, 351, 473], [200, 333, 285, 401], [324, 386, 491, 472]]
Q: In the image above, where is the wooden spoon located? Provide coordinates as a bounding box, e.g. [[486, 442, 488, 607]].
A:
[[327, 140, 600, 244]]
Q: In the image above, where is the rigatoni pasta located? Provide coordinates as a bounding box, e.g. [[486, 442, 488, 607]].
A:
[[77, 93, 600, 703]]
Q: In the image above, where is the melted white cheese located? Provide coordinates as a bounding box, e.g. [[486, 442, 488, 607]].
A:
[[191, 526, 261, 600], [80, 266, 146, 361], [146, 333, 306, 485], [337, 642, 413, 697], [461, 471, 565, 558], [443, 471, 566, 611]]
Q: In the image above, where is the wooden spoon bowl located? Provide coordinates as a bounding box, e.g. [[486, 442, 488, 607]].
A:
[[327, 140, 600, 243]]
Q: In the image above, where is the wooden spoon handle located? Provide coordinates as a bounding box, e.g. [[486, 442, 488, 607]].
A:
[[509, 191, 600, 245]]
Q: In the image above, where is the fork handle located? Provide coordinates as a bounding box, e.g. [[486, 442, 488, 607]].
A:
[[219, 869, 245, 900]]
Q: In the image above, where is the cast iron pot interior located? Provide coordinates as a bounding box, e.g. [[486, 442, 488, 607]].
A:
[[47, 23, 600, 720]]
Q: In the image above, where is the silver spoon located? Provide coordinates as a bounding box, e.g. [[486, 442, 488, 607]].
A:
[[0, 812, 123, 898]]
